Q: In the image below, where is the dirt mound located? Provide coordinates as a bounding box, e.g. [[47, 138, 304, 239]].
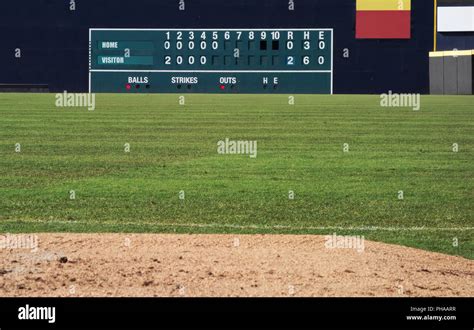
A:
[[0, 234, 472, 297]]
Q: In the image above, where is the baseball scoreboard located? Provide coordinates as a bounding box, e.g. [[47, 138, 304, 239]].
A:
[[89, 28, 333, 94]]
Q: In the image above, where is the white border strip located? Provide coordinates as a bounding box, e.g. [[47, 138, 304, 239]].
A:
[[90, 28, 334, 31], [88, 28, 92, 93], [330, 30, 334, 94], [89, 28, 334, 94], [90, 69, 331, 73]]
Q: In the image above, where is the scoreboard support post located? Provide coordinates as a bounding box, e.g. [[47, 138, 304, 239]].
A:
[[89, 28, 333, 94]]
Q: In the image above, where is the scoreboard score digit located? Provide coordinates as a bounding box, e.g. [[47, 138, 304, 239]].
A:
[[89, 28, 333, 94]]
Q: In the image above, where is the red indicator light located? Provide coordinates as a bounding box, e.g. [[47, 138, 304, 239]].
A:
[[220, 85, 225, 90], [125, 84, 131, 90]]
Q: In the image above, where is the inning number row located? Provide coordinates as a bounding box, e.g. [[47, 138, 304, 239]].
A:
[[163, 31, 328, 51]]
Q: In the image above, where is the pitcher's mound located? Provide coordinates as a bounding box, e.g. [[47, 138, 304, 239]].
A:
[[1, 233, 472, 297]]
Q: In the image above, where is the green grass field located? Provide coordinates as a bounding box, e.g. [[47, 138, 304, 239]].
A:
[[0, 93, 472, 258]]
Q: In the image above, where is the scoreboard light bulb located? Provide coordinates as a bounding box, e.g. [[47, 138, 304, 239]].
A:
[[220, 85, 225, 90], [125, 84, 131, 90]]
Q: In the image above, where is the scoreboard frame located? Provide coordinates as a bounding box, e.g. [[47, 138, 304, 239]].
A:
[[89, 28, 334, 94]]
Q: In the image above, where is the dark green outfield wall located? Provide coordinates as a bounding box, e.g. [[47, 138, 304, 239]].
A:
[[0, 0, 436, 93]]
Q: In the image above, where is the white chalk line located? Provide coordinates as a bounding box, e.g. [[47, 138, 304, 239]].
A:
[[2, 220, 473, 232]]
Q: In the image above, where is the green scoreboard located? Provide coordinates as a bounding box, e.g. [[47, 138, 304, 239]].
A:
[[89, 28, 333, 94]]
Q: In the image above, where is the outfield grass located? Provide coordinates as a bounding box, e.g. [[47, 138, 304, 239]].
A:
[[0, 93, 472, 258]]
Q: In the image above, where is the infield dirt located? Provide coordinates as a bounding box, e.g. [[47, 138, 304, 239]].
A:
[[0, 233, 472, 297]]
